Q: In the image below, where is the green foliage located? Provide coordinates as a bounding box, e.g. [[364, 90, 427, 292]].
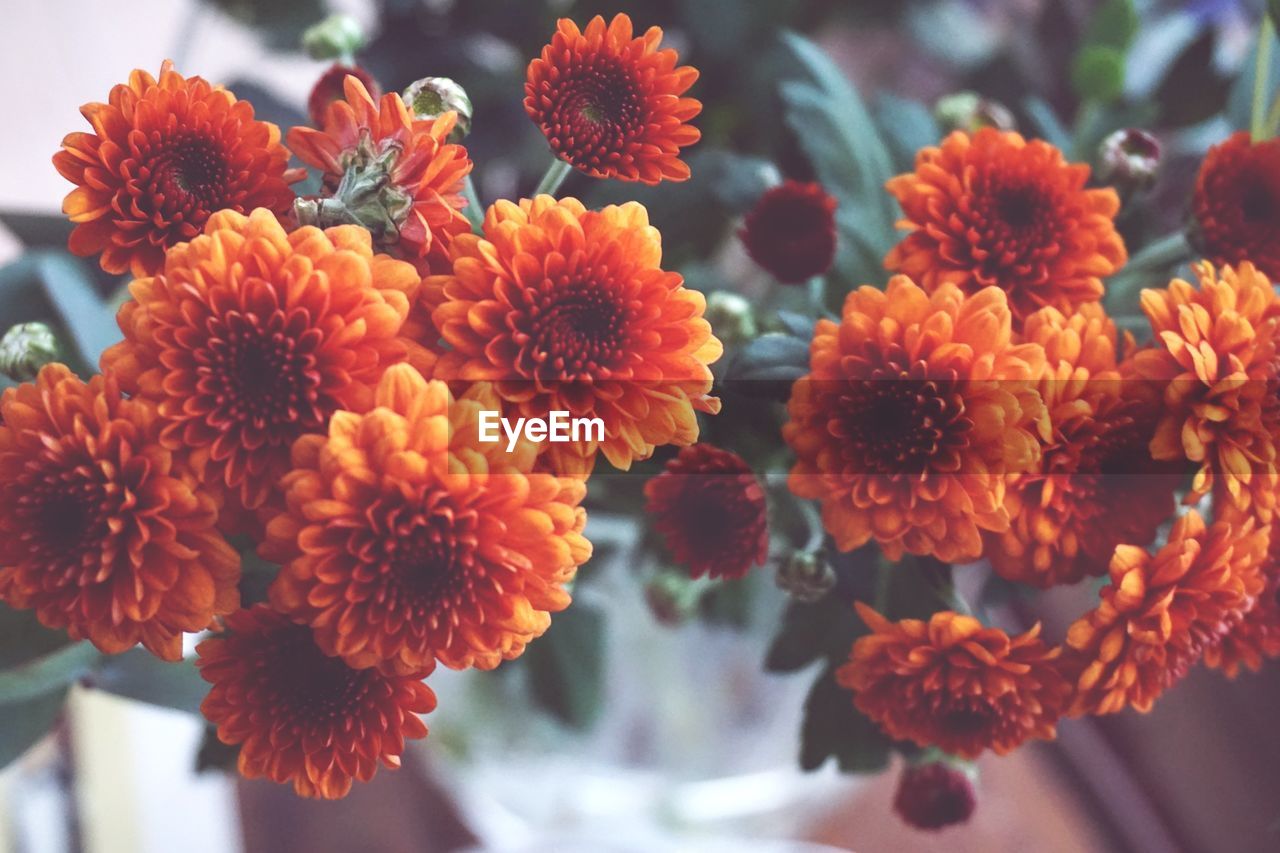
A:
[[1073, 45, 1126, 103], [799, 664, 891, 773], [92, 650, 209, 716], [873, 93, 941, 172], [1083, 0, 1138, 51], [724, 332, 810, 400], [523, 603, 606, 730], [0, 688, 70, 769]]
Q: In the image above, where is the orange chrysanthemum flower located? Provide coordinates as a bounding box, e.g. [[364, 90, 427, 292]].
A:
[[1203, 504, 1280, 678], [1193, 131, 1280, 280], [101, 208, 421, 516], [0, 365, 238, 660], [885, 129, 1126, 325], [524, 14, 701, 183], [1063, 511, 1268, 716], [197, 605, 435, 799], [784, 276, 1047, 563], [986, 304, 1178, 587], [1132, 261, 1280, 523], [838, 604, 1071, 759], [262, 365, 592, 674], [53, 61, 298, 278], [429, 196, 722, 474], [289, 76, 473, 272]]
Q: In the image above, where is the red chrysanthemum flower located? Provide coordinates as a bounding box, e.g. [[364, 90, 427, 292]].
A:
[[985, 304, 1178, 587], [524, 13, 701, 183], [0, 365, 239, 660], [196, 605, 435, 799], [307, 64, 380, 128], [644, 444, 768, 580], [885, 129, 1126, 325], [101, 208, 421, 517], [784, 276, 1047, 563], [53, 60, 299, 278], [739, 181, 838, 284], [1063, 511, 1268, 716], [262, 365, 592, 674], [1193, 131, 1280, 280], [429, 196, 722, 475], [893, 761, 977, 831], [289, 76, 472, 272], [839, 604, 1070, 759]]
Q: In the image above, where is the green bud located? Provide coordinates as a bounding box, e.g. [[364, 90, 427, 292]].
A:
[[302, 14, 365, 61], [934, 92, 1015, 134], [293, 135, 413, 248], [0, 322, 61, 382], [403, 77, 473, 140], [704, 291, 757, 345], [775, 551, 835, 603], [644, 572, 702, 626]]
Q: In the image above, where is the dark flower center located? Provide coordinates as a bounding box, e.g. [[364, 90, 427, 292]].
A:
[[259, 625, 376, 722], [1241, 181, 1276, 224], [524, 282, 630, 379], [561, 60, 643, 134], [993, 186, 1046, 230], [940, 704, 996, 736], [153, 133, 228, 208]]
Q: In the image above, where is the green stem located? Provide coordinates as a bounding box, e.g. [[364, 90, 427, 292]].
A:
[[533, 158, 574, 197], [1266, 90, 1280, 138], [1253, 16, 1275, 141], [462, 175, 484, 233]]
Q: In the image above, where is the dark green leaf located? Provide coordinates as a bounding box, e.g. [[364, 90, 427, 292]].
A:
[[725, 332, 810, 399], [1021, 97, 1072, 150], [38, 252, 120, 369], [524, 603, 605, 730], [0, 642, 100, 705], [1155, 31, 1232, 128], [1228, 26, 1280, 132], [1072, 45, 1126, 103], [1270, 1, 1280, 33], [91, 650, 208, 715], [0, 687, 69, 769], [874, 93, 940, 171], [0, 602, 73, 670], [799, 665, 891, 773], [698, 150, 782, 213], [773, 311, 817, 340], [196, 723, 240, 773], [765, 594, 861, 673]]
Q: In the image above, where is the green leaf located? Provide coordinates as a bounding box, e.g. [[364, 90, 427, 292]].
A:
[[765, 594, 861, 673], [0, 602, 73, 670], [1270, 1, 1280, 33], [1229, 26, 1280, 132], [1156, 31, 1233, 128], [0, 641, 100, 704], [699, 150, 782, 213], [1073, 45, 1127, 102], [799, 664, 892, 773], [873, 93, 940, 171], [37, 252, 121, 369], [725, 332, 810, 399], [524, 603, 605, 730], [1085, 0, 1138, 51], [91, 650, 209, 716], [1021, 97, 1072, 151], [0, 686, 69, 769]]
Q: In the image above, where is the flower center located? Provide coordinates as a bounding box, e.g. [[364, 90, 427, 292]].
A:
[[153, 133, 228, 208], [940, 704, 996, 737], [562, 59, 643, 132], [525, 282, 630, 379], [258, 625, 376, 722], [1241, 181, 1276, 224], [993, 186, 1046, 230]]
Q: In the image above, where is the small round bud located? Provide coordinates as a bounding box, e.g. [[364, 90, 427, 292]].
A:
[[1097, 128, 1161, 195], [0, 322, 61, 382], [893, 759, 977, 831], [403, 77, 473, 140], [934, 92, 1015, 133], [302, 14, 366, 61], [774, 551, 836, 603], [644, 572, 701, 627], [704, 291, 757, 345]]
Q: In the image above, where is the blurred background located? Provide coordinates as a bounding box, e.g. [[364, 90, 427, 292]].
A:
[[2, 1, 1280, 851]]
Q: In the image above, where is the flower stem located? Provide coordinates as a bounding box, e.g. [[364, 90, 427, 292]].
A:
[[462, 175, 484, 233], [1253, 15, 1275, 141], [533, 158, 574, 197]]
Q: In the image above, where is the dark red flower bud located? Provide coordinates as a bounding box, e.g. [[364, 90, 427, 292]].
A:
[[307, 64, 380, 128], [739, 181, 837, 284], [893, 761, 977, 831]]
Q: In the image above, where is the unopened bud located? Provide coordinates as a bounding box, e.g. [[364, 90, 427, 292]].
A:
[[0, 322, 61, 382], [644, 572, 701, 627], [775, 551, 836, 603], [403, 77, 473, 140], [704, 291, 757, 345], [893, 758, 977, 831], [1097, 128, 1161, 194], [302, 14, 365, 61], [934, 92, 1015, 133]]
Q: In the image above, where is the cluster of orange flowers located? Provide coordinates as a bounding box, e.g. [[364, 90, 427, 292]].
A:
[[797, 128, 1280, 763], [2, 14, 716, 799]]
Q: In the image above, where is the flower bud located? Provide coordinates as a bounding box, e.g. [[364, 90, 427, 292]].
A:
[[302, 14, 366, 61], [0, 322, 61, 382], [307, 64, 380, 127], [644, 572, 701, 627], [934, 92, 1015, 133], [774, 551, 836, 603], [893, 759, 977, 831], [704, 291, 757, 345], [1097, 128, 1161, 195], [403, 77, 473, 140], [292, 137, 412, 250]]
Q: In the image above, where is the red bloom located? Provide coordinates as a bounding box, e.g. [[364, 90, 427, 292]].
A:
[[307, 64, 379, 127], [1193, 131, 1280, 280], [894, 762, 977, 831], [739, 181, 838, 283], [644, 444, 768, 579]]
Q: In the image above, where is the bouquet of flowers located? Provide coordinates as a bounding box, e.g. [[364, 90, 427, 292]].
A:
[[2, 0, 1279, 833]]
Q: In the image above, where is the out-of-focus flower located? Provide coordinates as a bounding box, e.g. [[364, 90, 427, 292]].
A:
[[703, 291, 757, 345], [0, 322, 61, 382], [0, 365, 239, 660], [893, 760, 977, 831], [986, 304, 1178, 587], [101, 208, 420, 517], [1063, 511, 1268, 716], [738, 181, 837, 284], [885, 129, 1126, 325], [430, 196, 722, 474], [524, 14, 701, 183], [1132, 261, 1280, 524], [644, 444, 768, 580], [1203, 504, 1280, 678], [289, 76, 472, 272], [263, 365, 591, 674], [307, 64, 379, 128], [934, 91, 1015, 133], [403, 77, 473, 140], [1097, 128, 1161, 195], [839, 604, 1070, 759], [196, 605, 434, 799], [1193, 131, 1280, 280], [301, 14, 365, 61], [774, 551, 836, 603], [53, 61, 298, 277], [784, 277, 1047, 563]]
